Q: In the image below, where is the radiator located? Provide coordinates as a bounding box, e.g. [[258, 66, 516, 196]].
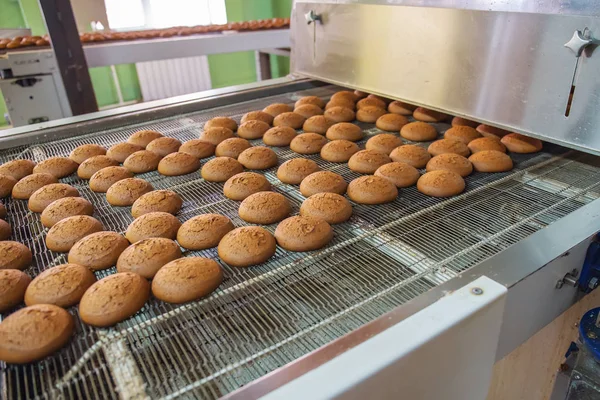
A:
[[136, 56, 212, 101]]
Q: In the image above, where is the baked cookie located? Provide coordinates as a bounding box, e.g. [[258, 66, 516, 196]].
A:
[[24, 264, 95, 307], [444, 126, 482, 144], [45, 215, 104, 253], [501, 133, 543, 153], [116, 238, 182, 279], [263, 103, 293, 118], [400, 122, 438, 142], [0, 241, 32, 270], [201, 157, 244, 182], [33, 157, 78, 178], [468, 137, 507, 153], [215, 138, 251, 159], [69, 144, 106, 164], [0, 159, 36, 180], [106, 142, 144, 163], [241, 110, 274, 125], [28, 183, 79, 212], [0, 174, 17, 198], [326, 122, 363, 142], [417, 170, 466, 197], [106, 178, 153, 206], [179, 139, 215, 159], [294, 104, 323, 119], [68, 231, 129, 270], [389, 145, 430, 168], [0, 269, 31, 312], [157, 152, 201, 176], [320, 140, 360, 163], [303, 115, 333, 134], [277, 158, 320, 184], [146, 137, 182, 157], [273, 112, 306, 129], [263, 126, 297, 146], [275, 216, 333, 252], [428, 139, 470, 157], [290, 133, 328, 155], [356, 106, 387, 123], [125, 212, 181, 243], [89, 166, 133, 193], [357, 97, 386, 110], [426, 153, 473, 177], [388, 100, 417, 115], [152, 257, 222, 303], [300, 192, 352, 224], [376, 114, 409, 131], [469, 150, 514, 172], [237, 120, 270, 140], [177, 214, 234, 250], [476, 124, 509, 139], [77, 155, 119, 179], [40, 197, 94, 228], [295, 96, 326, 109], [324, 106, 355, 123], [347, 175, 398, 204], [330, 91, 358, 104], [131, 190, 182, 218], [123, 150, 162, 174], [451, 116, 478, 128], [238, 147, 278, 170], [375, 162, 420, 187], [204, 117, 238, 132], [300, 171, 347, 197], [238, 191, 291, 224], [128, 130, 163, 148], [218, 226, 276, 267], [325, 98, 355, 111], [11, 173, 58, 199], [348, 149, 392, 174], [366, 134, 403, 155], [413, 107, 447, 122], [224, 172, 271, 200]]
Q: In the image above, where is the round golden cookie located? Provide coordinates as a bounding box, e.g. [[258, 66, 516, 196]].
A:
[[204, 117, 238, 132], [300, 192, 352, 224], [320, 140, 360, 163], [79, 272, 150, 327], [218, 226, 276, 267], [294, 104, 323, 119], [41, 197, 94, 228], [28, 183, 79, 213], [179, 139, 215, 159], [347, 175, 398, 204], [469, 150, 514, 172], [468, 137, 507, 153], [275, 216, 333, 252], [366, 134, 404, 155], [46, 215, 104, 253], [24, 264, 95, 307], [123, 150, 162, 174], [444, 126, 482, 144], [413, 107, 447, 122], [326, 123, 363, 142], [417, 170, 465, 197], [263, 126, 297, 146], [125, 212, 181, 243], [241, 110, 274, 125], [224, 172, 271, 201], [0, 241, 32, 270], [452, 116, 478, 128], [295, 96, 326, 109], [89, 166, 133, 193], [201, 157, 244, 182], [69, 144, 106, 164], [356, 106, 387, 123], [388, 101, 416, 115], [476, 124, 509, 139], [106, 142, 144, 163], [131, 190, 182, 218], [400, 121, 438, 142], [215, 138, 251, 159], [238, 191, 291, 224], [324, 106, 355, 123], [152, 257, 222, 304], [348, 150, 392, 174], [117, 238, 181, 279], [158, 152, 201, 176], [428, 139, 470, 157], [426, 153, 473, 177], [0, 304, 74, 363], [177, 214, 234, 250], [325, 98, 355, 111], [106, 178, 153, 206], [357, 97, 386, 110], [0, 174, 16, 198], [376, 114, 409, 131], [375, 162, 420, 188], [290, 133, 328, 155], [0, 219, 10, 241], [273, 112, 306, 129], [33, 157, 78, 178], [68, 231, 129, 270], [238, 146, 277, 170], [277, 158, 320, 184], [12, 173, 58, 199], [331, 90, 358, 104], [300, 171, 347, 197], [237, 120, 270, 140], [0, 269, 31, 313], [77, 155, 119, 179], [0, 159, 36, 180], [263, 103, 293, 118], [128, 130, 163, 148], [501, 133, 543, 153], [354, 90, 368, 99], [303, 115, 333, 134], [146, 137, 182, 157]]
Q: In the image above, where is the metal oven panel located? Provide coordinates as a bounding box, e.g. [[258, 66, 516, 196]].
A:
[[291, 2, 600, 154]]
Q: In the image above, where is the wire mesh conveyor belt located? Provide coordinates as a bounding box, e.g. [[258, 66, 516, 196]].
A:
[[2, 84, 600, 399]]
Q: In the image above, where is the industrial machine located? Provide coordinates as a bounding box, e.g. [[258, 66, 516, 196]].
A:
[[2, 1, 600, 399]]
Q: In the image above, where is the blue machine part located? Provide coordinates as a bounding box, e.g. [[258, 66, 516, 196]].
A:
[[578, 307, 600, 363], [579, 233, 600, 293]]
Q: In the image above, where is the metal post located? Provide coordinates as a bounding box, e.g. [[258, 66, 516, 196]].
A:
[[255, 51, 272, 81], [39, 0, 98, 115]]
